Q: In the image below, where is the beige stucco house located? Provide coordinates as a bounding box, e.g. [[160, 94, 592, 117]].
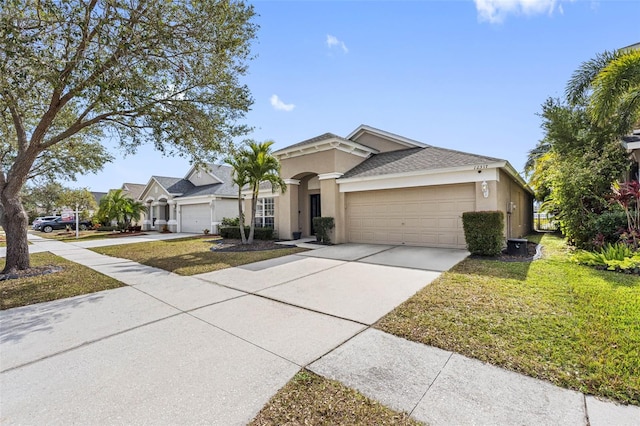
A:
[[259, 125, 532, 249], [138, 164, 238, 233]]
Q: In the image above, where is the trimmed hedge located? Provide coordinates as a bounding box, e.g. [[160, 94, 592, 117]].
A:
[[462, 211, 504, 256], [219, 226, 274, 240], [313, 217, 335, 243]]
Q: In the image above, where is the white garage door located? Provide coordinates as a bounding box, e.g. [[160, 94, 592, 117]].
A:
[[346, 184, 475, 249], [180, 204, 211, 233]]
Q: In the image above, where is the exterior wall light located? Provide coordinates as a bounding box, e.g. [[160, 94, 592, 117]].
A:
[[481, 180, 489, 198]]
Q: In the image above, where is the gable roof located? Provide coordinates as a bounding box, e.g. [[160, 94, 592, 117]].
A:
[[152, 176, 194, 195], [341, 146, 504, 179], [121, 183, 146, 200], [142, 164, 238, 200], [273, 132, 378, 158], [346, 124, 428, 148]]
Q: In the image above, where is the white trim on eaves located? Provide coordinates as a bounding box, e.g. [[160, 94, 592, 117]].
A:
[[274, 138, 377, 159], [337, 165, 501, 193]]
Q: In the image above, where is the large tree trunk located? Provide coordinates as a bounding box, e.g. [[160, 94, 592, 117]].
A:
[[1, 187, 30, 274]]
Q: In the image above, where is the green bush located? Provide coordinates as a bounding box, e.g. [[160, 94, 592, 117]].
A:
[[221, 217, 240, 226], [219, 226, 273, 240], [312, 217, 335, 243], [96, 225, 118, 232], [593, 210, 628, 244], [462, 211, 504, 256]]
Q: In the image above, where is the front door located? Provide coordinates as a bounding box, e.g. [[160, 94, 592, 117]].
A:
[[310, 194, 321, 235]]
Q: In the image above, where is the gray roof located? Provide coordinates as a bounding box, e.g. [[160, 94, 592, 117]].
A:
[[152, 164, 238, 198], [342, 146, 504, 179], [275, 132, 351, 152], [121, 183, 146, 200], [152, 176, 193, 195]]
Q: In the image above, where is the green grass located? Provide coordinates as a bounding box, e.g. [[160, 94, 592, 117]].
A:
[[376, 233, 640, 405], [33, 229, 122, 241], [1, 252, 124, 310], [250, 370, 421, 426], [92, 237, 307, 276]]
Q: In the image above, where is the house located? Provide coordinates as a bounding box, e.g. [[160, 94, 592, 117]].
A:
[[623, 129, 640, 179], [137, 164, 238, 233], [257, 125, 533, 249]]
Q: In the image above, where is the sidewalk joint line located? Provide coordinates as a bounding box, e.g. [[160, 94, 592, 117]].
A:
[[409, 351, 454, 417]]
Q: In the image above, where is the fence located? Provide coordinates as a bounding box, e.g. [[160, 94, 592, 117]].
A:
[[533, 212, 558, 231]]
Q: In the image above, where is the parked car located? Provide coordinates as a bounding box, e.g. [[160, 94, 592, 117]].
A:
[[32, 216, 60, 230], [36, 217, 92, 233]]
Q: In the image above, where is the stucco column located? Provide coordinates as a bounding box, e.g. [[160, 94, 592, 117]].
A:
[[142, 201, 153, 231], [318, 173, 344, 243], [278, 179, 300, 240], [167, 200, 177, 232]]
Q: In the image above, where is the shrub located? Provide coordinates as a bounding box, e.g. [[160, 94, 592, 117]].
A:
[[592, 210, 628, 246], [313, 217, 335, 243], [95, 225, 118, 232], [219, 226, 273, 240], [462, 211, 504, 256], [221, 217, 240, 226]]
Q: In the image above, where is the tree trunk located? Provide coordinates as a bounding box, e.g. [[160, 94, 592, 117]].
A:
[[247, 189, 258, 244], [1, 188, 30, 273], [237, 189, 247, 244]]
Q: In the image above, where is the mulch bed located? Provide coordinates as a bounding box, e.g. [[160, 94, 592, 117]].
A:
[[471, 241, 540, 262], [210, 239, 296, 252], [0, 265, 63, 281]]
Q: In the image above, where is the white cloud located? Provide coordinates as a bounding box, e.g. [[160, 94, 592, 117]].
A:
[[270, 94, 295, 112], [474, 0, 572, 24], [326, 34, 348, 53]]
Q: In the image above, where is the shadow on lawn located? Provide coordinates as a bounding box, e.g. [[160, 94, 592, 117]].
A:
[[451, 257, 533, 281]]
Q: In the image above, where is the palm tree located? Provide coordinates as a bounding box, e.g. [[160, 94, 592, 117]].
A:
[[97, 189, 144, 230], [225, 153, 250, 244], [244, 140, 286, 244], [566, 47, 640, 135]]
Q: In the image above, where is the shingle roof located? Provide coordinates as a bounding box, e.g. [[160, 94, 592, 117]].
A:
[[341, 146, 504, 179], [274, 132, 351, 152], [181, 164, 238, 197], [121, 183, 146, 200], [152, 176, 194, 194]]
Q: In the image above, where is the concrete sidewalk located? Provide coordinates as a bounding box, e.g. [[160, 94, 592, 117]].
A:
[[1, 239, 638, 425]]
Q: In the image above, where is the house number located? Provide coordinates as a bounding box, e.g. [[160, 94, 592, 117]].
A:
[[474, 165, 488, 170]]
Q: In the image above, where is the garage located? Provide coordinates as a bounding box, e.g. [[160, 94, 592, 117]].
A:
[[346, 183, 475, 249], [180, 204, 211, 233]]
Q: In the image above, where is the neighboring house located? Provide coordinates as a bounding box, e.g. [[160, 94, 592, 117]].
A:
[[137, 164, 238, 233], [121, 182, 147, 225], [262, 125, 533, 249], [622, 128, 640, 180]]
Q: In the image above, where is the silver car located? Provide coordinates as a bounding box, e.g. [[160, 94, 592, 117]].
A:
[[32, 215, 60, 230]]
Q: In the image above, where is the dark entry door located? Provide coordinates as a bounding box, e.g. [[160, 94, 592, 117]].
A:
[[310, 194, 321, 235]]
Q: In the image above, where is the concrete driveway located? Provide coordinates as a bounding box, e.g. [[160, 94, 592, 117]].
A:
[[0, 242, 465, 424]]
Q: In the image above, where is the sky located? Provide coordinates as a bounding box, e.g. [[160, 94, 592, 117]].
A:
[[71, 0, 640, 193]]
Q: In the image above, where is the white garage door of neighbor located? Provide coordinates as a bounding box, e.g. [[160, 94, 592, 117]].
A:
[[180, 204, 211, 233], [346, 183, 475, 249]]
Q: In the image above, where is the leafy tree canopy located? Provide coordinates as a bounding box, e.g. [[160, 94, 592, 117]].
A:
[[0, 0, 257, 272]]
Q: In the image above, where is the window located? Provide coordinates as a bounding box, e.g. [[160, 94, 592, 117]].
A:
[[254, 197, 274, 228]]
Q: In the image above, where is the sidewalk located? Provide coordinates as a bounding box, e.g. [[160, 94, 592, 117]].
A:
[[1, 237, 638, 425]]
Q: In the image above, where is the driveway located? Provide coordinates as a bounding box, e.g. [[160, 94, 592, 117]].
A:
[[1, 242, 462, 425]]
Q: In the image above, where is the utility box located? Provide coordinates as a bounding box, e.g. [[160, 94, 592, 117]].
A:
[[506, 238, 528, 256]]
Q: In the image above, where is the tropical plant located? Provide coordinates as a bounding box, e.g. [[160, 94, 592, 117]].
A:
[[573, 242, 640, 274], [96, 189, 145, 231], [567, 47, 640, 136], [244, 140, 286, 244], [0, 0, 257, 273], [610, 180, 640, 248]]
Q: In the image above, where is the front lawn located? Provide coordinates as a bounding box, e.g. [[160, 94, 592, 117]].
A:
[[92, 237, 306, 276], [1, 252, 124, 310], [376, 233, 640, 405], [33, 229, 128, 241], [250, 370, 420, 426]]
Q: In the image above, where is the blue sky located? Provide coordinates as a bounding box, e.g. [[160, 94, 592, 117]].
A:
[[77, 0, 639, 192]]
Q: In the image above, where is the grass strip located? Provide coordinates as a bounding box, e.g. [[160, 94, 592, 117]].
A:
[[250, 370, 421, 425], [376, 233, 640, 405], [1, 252, 124, 310], [92, 237, 306, 276]]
